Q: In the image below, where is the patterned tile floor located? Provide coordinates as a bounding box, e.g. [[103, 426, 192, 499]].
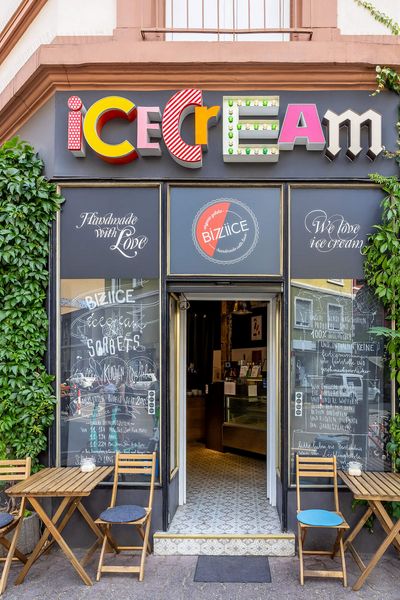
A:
[[168, 444, 282, 534]]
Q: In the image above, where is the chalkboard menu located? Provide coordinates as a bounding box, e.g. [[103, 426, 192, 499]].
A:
[[59, 279, 160, 469], [290, 280, 391, 484]]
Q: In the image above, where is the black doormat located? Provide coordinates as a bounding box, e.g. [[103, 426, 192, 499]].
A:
[[194, 555, 271, 583]]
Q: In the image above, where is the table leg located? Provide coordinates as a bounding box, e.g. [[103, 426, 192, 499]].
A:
[[372, 501, 400, 554], [15, 497, 72, 585], [343, 506, 373, 552], [38, 497, 81, 558], [77, 502, 119, 566], [76, 502, 118, 553], [352, 516, 400, 591], [20, 498, 93, 587]]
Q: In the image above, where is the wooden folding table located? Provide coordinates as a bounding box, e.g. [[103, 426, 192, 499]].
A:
[[7, 466, 113, 586], [338, 470, 400, 591]]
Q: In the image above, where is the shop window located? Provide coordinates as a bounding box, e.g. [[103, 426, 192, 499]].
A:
[[290, 280, 392, 485], [327, 303, 343, 331], [59, 278, 160, 468], [294, 298, 313, 328]]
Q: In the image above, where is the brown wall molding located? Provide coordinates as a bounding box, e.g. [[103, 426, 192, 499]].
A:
[[0, 0, 48, 65], [0, 60, 388, 143], [1, 34, 400, 142]]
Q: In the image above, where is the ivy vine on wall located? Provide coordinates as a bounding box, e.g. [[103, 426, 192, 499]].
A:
[[363, 174, 400, 411], [353, 0, 400, 35], [352, 0, 400, 476], [0, 137, 62, 469]]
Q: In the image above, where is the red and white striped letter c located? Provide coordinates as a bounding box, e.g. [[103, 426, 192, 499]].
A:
[[162, 89, 203, 168]]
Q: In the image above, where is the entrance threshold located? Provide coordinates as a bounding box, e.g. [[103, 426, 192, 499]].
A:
[[154, 445, 295, 556]]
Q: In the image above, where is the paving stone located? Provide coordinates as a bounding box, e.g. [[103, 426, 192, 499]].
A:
[[1, 550, 399, 600]]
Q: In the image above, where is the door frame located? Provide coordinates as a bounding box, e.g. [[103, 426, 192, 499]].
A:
[[170, 290, 281, 508]]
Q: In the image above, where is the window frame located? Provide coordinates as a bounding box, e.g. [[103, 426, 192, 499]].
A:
[[327, 302, 343, 332], [294, 297, 313, 329]]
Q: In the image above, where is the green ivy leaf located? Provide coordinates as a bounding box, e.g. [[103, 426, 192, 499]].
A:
[[0, 136, 62, 468]]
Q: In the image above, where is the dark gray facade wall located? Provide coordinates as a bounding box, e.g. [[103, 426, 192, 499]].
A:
[[168, 472, 179, 527], [276, 473, 283, 524], [16, 96, 56, 178], [54, 90, 398, 181]]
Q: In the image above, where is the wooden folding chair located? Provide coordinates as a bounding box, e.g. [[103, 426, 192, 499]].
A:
[[0, 458, 31, 595], [296, 455, 349, 587], [95, 452, 156, 581]]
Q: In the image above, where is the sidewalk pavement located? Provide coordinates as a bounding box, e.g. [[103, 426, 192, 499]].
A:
[[2, 551, 399, 600]]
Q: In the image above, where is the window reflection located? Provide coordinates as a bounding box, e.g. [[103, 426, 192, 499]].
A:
[[60, 278, 160, 468], [290, 279, 391, 483]]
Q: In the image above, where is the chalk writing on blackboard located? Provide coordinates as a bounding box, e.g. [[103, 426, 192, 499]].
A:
[[290, 282, 390, 482], [60, 281, 160, 467]]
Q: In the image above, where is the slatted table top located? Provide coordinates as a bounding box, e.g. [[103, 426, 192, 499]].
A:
[[6, 467, 113, 498], [338, 471, 400, 502]]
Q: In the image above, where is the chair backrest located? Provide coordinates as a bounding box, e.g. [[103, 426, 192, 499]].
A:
[[296, 455, 339, 513], [110, 452, 157, 511], [0, 458, 31, 483]]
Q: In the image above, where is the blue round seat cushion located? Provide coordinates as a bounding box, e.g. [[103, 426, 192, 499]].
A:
[[0, 513, 14, 528], [100, 504, 146, 523], [297, 509, 343, 527]]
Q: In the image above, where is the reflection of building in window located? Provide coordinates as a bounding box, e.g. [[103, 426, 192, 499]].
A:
[[295, 298, 313, 328], [327, 303, 343, 331], [328, 279, 344, 286]]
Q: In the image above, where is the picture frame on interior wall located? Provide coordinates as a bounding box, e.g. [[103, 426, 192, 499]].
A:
[[251, 315, 262, 341]]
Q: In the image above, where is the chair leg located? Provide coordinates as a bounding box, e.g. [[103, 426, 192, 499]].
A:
[[0, 519, 24, 595], [338, 531, 347, 588], [138, 525, 152, 554], [332, 530, 341, 559], [298, 523, 304, 586], [0, 536, 26, 565], [138, 519, 151, 582], [96, 528, 109, 582]]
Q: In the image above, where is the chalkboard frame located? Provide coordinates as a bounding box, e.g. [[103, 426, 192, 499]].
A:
[[56, 182, 164, 484]]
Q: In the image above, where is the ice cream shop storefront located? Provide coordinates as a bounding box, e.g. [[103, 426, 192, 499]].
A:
[[21, 88, 397, 553]]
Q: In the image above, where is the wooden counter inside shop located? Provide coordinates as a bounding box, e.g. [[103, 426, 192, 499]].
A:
[[187, 394, 206, 443]]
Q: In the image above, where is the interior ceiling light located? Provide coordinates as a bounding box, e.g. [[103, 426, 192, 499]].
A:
[[232, 301, 252, 315]]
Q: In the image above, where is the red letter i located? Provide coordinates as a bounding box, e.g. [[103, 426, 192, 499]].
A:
[[67, 96, 86, 157]]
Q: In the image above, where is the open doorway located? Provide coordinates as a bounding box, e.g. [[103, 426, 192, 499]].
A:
[[168, 292, 281, 535]]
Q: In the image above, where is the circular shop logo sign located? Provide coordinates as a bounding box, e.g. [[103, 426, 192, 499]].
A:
[[192, 198, 259, 265]]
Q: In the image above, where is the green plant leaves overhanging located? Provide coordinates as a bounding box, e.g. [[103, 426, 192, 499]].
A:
[[0, 137, 63, 470]]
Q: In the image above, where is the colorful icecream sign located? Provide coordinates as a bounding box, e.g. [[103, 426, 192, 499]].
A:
[[67, 89, 383, 167]]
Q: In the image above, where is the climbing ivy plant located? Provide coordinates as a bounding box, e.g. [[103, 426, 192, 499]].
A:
[[363, 175, 400, 406], [0, 137, 62, 469], [353, 0, 400, 35], [353, 1, 400, 476]]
